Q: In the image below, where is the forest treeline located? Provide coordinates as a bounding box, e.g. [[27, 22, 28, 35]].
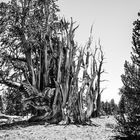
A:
[[100, 99, 118, 116], [0, 92, 119, 117]]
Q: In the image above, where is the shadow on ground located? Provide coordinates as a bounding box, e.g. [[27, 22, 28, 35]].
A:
[[0, 120, 100, 130], [0, 121, 46, 130], [112, 135, 140, 140]]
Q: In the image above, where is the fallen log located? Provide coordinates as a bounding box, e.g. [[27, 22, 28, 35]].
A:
[[0, 113, 22, 124]]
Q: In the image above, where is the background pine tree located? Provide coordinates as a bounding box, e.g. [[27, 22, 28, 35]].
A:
[[116, 12, 140, 139]]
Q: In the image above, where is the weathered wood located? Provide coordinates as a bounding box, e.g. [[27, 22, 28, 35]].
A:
[[0, 114, 22, 124]]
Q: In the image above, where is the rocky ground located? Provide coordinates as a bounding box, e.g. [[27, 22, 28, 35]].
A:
[[0, 115, 119, 140]]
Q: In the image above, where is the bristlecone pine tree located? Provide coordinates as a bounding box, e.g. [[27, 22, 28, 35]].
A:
[[116, 12, 140, 139], [0, 0, 105, 124]]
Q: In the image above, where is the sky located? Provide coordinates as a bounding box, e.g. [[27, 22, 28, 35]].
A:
[[57, 0, 140, 103]]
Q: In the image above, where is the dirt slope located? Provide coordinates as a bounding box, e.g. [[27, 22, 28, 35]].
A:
[[0, 116, 118, 140]]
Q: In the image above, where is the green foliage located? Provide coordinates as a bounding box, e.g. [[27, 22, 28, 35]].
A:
[[118, 94, 126, 114], [116, 87, 140, 137], [116, 12, 140, 138], [2, 88, 24, 115]]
